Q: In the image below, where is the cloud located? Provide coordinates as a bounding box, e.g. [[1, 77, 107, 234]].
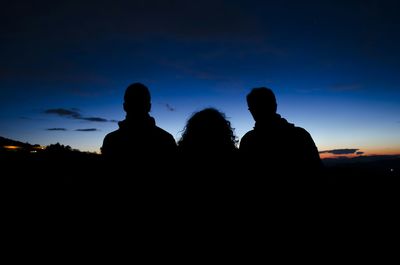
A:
[[46, 127, 100, 132], [80, 117, 108, 122], [356, 151, 364, 155], [156, 102, 176, 112], [44, 108, 112, 122], [46, 128, 68, 131], [44, 108, 81, 118], [19, 116, 32, 120], [319, 149, 359, 155], [330, 84, 362, 92], [165, 104, 175, 112], [75, 128, 99, 132]]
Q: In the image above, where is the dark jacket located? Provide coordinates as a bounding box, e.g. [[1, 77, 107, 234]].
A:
[[240, 114, 322, 176], [101, 115, 176, 162]]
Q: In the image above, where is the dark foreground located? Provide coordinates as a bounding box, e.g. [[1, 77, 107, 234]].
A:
[[4, 152, 398, 207], [3, 151, 398, 254]]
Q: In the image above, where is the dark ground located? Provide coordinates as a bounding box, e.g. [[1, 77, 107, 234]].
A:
[[3, 150, 398, 250]]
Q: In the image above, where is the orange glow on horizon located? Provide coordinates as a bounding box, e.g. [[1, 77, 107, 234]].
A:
[[319, 150, 400, 159], [33, 145, 45, 150], [3, 145, 22, 150]]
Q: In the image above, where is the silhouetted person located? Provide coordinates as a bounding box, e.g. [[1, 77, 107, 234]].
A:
[[178, 108, 238, 156], [177, 108, 240, 210], [101, 83, 176, 179], [177, 108, 238, 183], [240, 87, 322, 179]]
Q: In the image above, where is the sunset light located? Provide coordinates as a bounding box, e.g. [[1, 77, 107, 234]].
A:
[[1, 0, 399, 164]]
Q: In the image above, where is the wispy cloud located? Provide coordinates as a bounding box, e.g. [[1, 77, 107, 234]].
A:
[[356, 151, 364, 155], [46, 127, 99, 132], [75, 128, 99, 132], [157, 102, 176, 112], [319, 148, 359, 155], [165, 103, 175, 112], [44, 108, 112, 122], [330, 83, 362, 92], [19, 116, 32, 120], [81, 117, 108, 122], [45, 108, 81, 118]]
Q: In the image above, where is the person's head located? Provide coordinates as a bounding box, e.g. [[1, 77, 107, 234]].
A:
[[123, 83, 151, 115], [178, 108, 237, 152], [246, 87, 277, 121]]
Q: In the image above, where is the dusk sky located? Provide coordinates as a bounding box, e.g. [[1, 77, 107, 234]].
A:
[[1, 0, 399, 157]]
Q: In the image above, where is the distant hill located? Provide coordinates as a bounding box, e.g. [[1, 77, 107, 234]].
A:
[[322, 155, 400, 177], [0, 136, 36, 149], [322, 155, 400, 167], [0, 135, 99, 167]]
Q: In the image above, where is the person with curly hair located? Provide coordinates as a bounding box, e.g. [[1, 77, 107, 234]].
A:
[[177, 107, 239, 208], [178, 108, 238, 156]]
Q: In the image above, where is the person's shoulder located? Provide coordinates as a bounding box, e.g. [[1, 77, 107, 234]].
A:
[[242, 129, 256, 139], [293, 125, 310, 134], [292, 125, 313, 140], [103, 129, 121, 140], [101, 129, 122, 156], [154, 126, 175, 140], [239, 129, 256, 148]]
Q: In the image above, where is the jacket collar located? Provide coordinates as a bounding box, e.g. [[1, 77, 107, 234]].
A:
[[118, 114, 156, 130], [254, 113, 294, 131]]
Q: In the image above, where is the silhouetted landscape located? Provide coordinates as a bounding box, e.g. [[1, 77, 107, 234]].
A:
[[2, 135, 398, 180], [3, 133, 398, 239]]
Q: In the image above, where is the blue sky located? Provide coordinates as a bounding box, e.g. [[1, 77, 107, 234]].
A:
[[1, 0, 399, 155]]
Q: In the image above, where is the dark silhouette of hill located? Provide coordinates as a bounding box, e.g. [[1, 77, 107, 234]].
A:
[[0, 136, 37, 149], [323, 155, 399, 177], [322, 155, 399, 216], [1, 136, 101, 201], [323, 154, 400, 167], [1, 136, 99, 166]]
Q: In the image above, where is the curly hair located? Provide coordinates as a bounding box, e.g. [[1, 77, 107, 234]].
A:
[[178, 108, 238, 153]]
